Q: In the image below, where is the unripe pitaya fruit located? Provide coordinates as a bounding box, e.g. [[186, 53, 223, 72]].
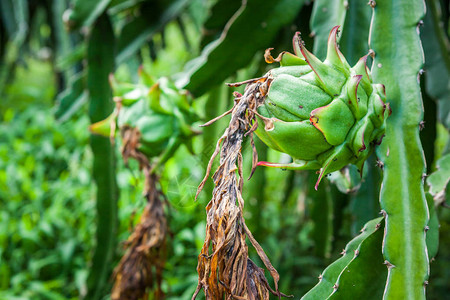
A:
[[254, 26, 390, 189], [90, 68, 199, 167]]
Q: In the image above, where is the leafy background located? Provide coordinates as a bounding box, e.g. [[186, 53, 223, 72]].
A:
[[0, 0, 449, 299]]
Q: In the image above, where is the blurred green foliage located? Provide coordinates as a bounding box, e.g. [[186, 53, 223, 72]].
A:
[[0, 102, 94, 299]]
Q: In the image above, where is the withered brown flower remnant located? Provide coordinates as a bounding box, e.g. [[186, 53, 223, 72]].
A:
[[193, 77, 289, 299], [111, 127, 167, 300]]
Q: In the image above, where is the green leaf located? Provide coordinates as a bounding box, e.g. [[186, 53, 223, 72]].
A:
[[85, 12, 119, 300], [179, 0, 306, 97], [371, 0, 429, 298]]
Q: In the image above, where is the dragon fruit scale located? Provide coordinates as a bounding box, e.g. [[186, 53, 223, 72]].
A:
[[254, 26, 390, 189], [90, 68, 199, 167]]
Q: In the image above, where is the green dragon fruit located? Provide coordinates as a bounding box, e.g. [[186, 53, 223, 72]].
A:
[[254, 26, 390, 188], [90, 68, 199, 166]]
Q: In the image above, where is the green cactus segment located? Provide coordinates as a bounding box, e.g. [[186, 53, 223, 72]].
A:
[[301, 217, 384, 300], [255, 26, 389, 188], [63, 0, 110, 30], [310, 0, 347, 60], [309, 178, 334, 258], [339, 0, 372, 66], [328, 219, 386, 299], [90, 71, 198, 165], [371, 0, 429, 299], [85, 13, 118, 300], [348, 159, 381, 234]]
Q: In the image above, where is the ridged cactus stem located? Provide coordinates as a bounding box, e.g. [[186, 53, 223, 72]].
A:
[[86, 13, 118, 300], [302, 217, 386, 299], [370, 0, 429, 299]]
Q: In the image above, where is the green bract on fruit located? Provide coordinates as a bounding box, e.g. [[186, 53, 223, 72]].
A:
[[254, 26, 390, 189], [90, 68, 199, 166]]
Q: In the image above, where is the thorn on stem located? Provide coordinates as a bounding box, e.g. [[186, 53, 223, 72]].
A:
[[375, 160, 384, 169], [343, 0, 349, 9], [419, 121, 425, 131], [383, 260, 395, 269]]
